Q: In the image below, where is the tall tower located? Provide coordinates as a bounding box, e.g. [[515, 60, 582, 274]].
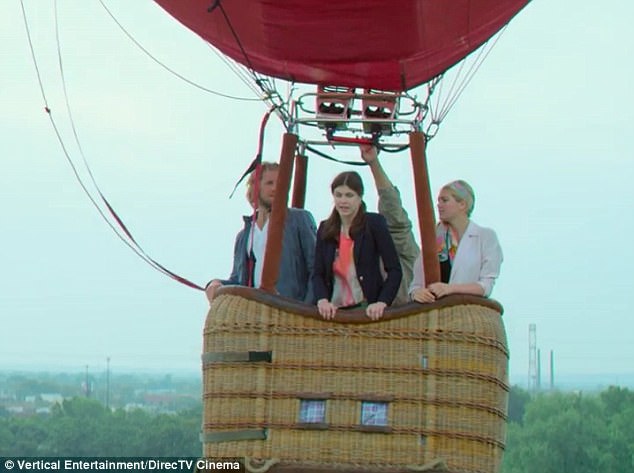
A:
[[549, 349, 555, 390], [537, 348, 542, 390], [528, 324, 537, 392], [106, 356, 111, 409]]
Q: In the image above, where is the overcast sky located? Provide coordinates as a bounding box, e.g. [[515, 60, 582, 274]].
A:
[[2, 0, 633, 387]]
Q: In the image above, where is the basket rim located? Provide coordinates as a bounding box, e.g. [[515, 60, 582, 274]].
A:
[[213, 286, 503, 324]]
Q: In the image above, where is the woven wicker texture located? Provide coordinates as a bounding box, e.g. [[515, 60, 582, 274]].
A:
[[202, 289, 508, 473]]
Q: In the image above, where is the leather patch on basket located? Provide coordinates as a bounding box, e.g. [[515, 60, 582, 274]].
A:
[[202, 351, 272, 364], [200, 429, 267, 443]]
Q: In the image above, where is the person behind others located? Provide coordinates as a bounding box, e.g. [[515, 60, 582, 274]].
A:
[[359, 144, 419, 305]]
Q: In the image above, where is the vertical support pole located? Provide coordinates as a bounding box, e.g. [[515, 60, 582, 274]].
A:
[[537, 348, 542, 391], [409, 131, 440, 285], [291, 153, 308, 209], [105, 356, 110, 409], [549, 350, 555, 390], [528, 323, 537, 392], [260, 133, 298, 294]]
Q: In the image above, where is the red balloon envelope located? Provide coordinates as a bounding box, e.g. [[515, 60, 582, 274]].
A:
[[154, 0, 529, 91]]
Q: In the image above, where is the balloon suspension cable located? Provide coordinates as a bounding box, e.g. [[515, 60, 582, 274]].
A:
[[209, 0, 277, 109], [378, 143, 410, 153], [208, 1, 290, 122], [21, 0, 205, 291], [427, 31, 506, 137], [209, 1, 253, 71], [415, 75, 442, 139], [303, 144, 367, 167], [302, 135, 408, 164], [207, 43, 270, 101], [255, 77, 292, 128], [97, 0, 259, 102]]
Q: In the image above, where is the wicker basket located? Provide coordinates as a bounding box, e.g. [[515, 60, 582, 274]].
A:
[[202, 287, 508, 473]]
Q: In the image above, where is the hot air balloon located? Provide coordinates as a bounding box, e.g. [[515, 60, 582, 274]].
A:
[[152, 1, 530, 472], [154, 0, 529, 91]]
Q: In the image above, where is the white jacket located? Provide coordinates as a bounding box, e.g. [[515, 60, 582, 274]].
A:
[[409, 221, 503, 297]]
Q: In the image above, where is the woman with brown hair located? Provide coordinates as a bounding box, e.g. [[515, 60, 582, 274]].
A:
[[313, 171, 402, 320]]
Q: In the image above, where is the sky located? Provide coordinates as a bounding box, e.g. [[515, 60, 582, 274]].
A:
[[1, 0, 633, 387]]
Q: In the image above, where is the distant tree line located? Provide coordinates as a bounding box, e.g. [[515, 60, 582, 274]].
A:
[[2, 386, 633, 469], [502, 385, 634, 473], [0, 397, 201, 456]]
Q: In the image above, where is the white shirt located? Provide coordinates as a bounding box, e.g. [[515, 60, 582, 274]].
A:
[[409, 221, 503, 297], [251, 219, 269, 288]]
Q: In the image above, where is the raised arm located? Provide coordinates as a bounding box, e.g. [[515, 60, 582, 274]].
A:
[[372, 214, 402, 305], [360, 144, 392, 190]]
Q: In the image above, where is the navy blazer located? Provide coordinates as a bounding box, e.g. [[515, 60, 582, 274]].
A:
[[313, 212, 402, 305]]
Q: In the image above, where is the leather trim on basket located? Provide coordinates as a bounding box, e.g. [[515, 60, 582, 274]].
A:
[[352, 424, 393, 434], [202, 351, 272, 364], [265, 463, 449, 473], [214, 286, 503, 323], [200, 429, 267, 443]]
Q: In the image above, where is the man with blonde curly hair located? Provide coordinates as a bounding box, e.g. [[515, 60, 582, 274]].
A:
[[206, 162, 317, 304]]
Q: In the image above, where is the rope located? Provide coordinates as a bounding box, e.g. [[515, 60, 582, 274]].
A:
[[207, 43, 265, 100], [378, 143, 410, 153], [97, 0, 260, 102], [304, 144, 367, 166], [430, 29, 507, 125], [208, 1, 291, 123], [407, 458, 448, 471], [243, 458, 279, 473], [21, 0, 204, 291], [212, 1, 256, 75]]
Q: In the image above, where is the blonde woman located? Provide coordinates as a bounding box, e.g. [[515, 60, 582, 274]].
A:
[[409, 180, 502, 303]]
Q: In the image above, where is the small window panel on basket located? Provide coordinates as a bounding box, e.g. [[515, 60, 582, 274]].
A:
[[360, 401, 389, 426], [298, 399, 327, 423]]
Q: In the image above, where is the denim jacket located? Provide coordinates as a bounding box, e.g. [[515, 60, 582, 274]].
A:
[[221, 208, 317, 303]]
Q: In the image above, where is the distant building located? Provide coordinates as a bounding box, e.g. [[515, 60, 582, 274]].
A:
[[40, 393, 64, 404]]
